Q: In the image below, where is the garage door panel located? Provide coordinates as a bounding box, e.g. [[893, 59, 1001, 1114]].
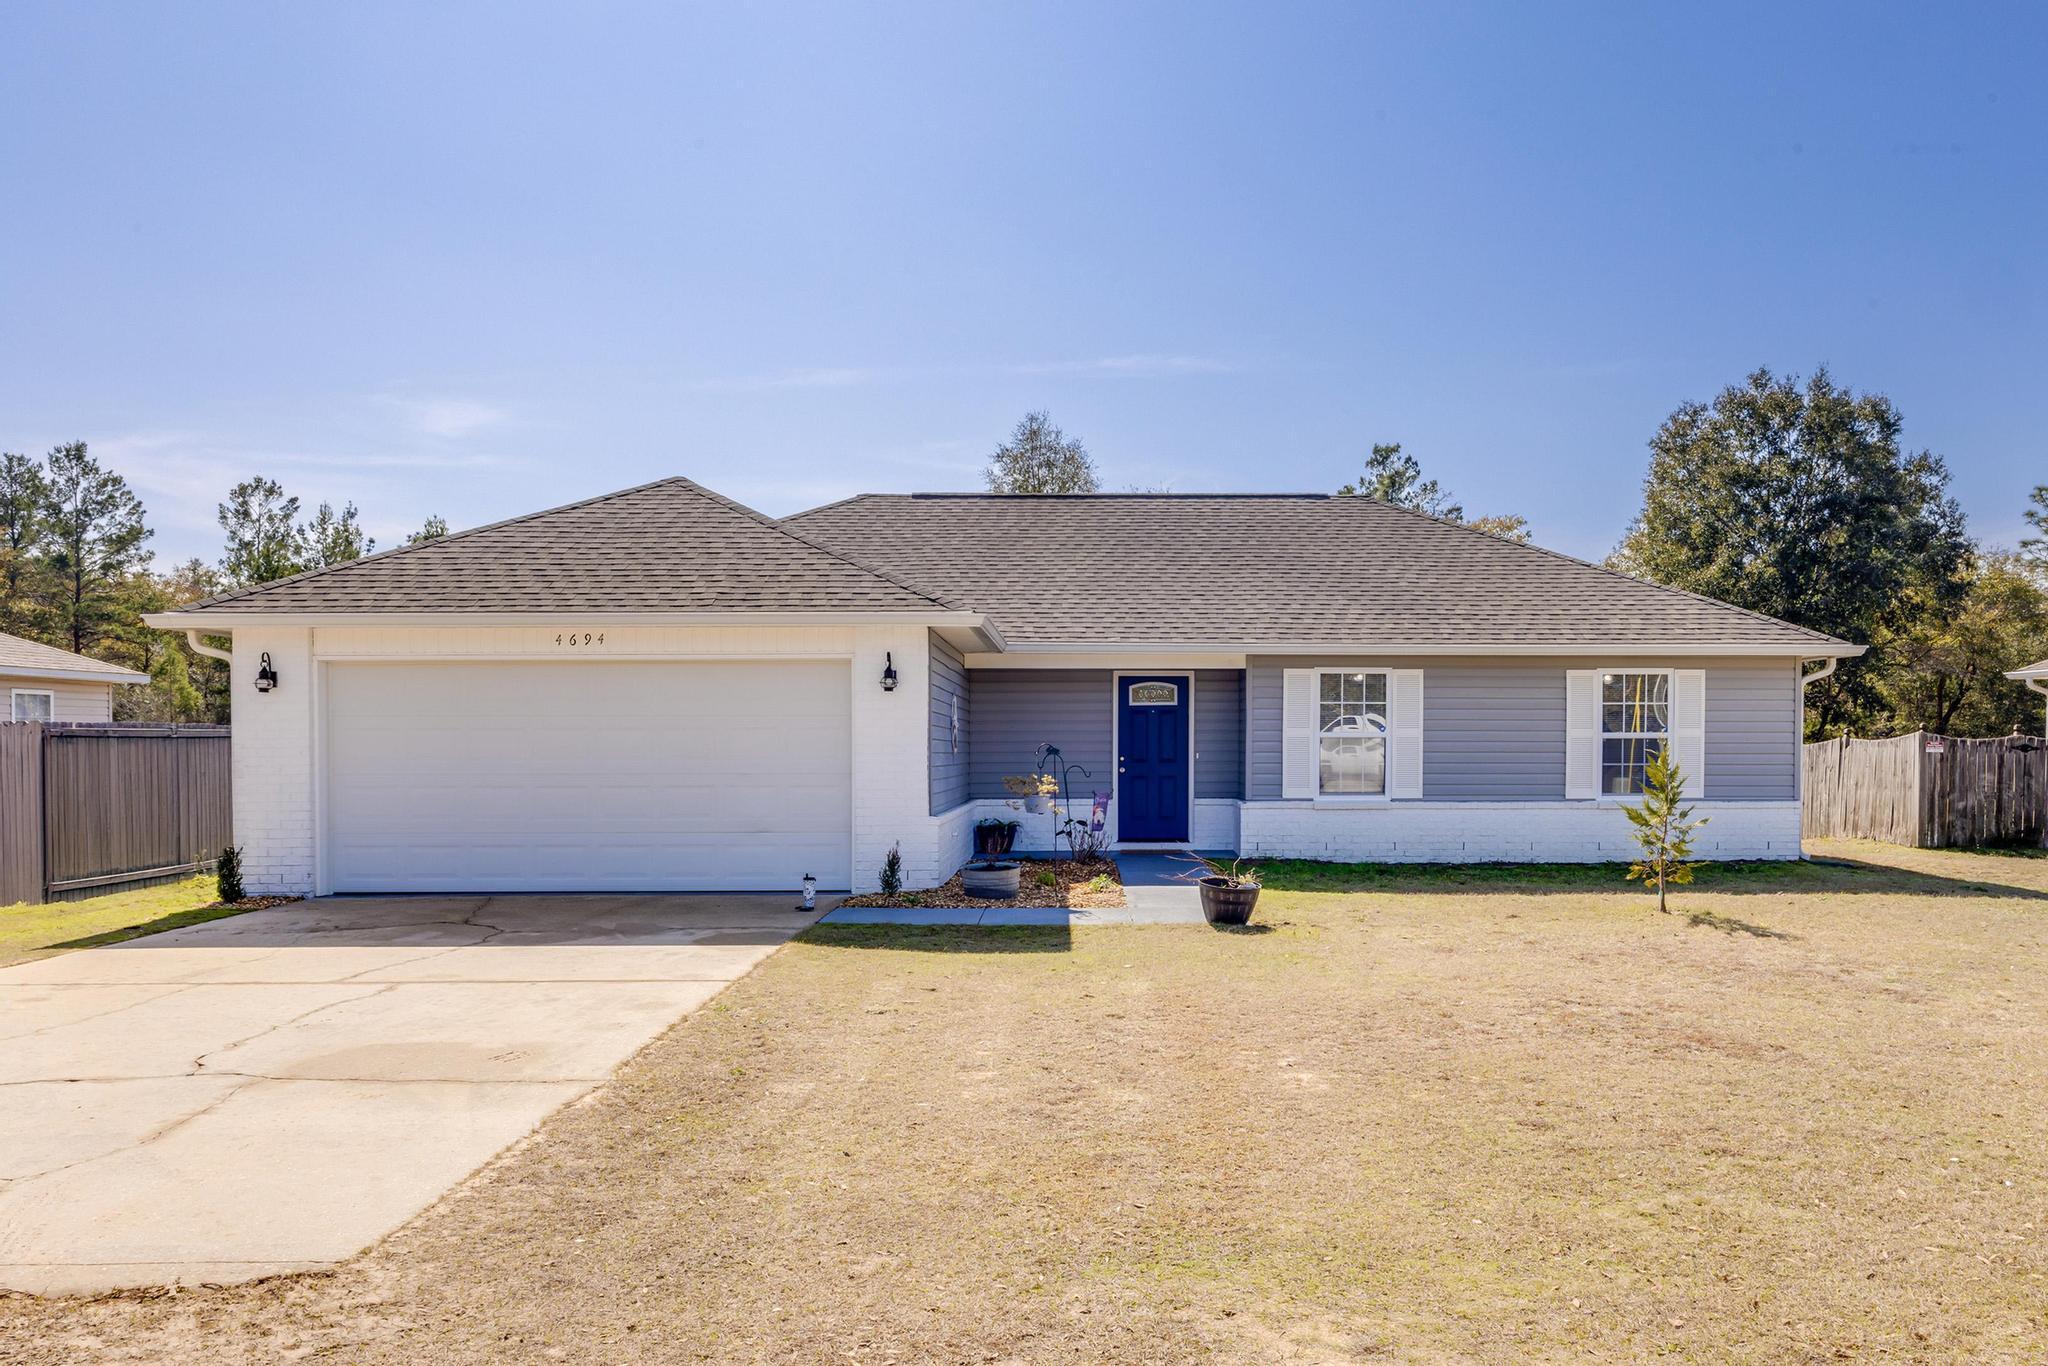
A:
[[324, 660, 852, 891]]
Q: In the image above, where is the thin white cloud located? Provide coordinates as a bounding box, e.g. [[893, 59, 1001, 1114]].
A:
[[96, 429, 509, 563], [382, 396, 511, 438]]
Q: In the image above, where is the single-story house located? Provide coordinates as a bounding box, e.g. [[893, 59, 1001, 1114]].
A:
[[144, 477, 1862, 897], [0, 631, 148, 722]]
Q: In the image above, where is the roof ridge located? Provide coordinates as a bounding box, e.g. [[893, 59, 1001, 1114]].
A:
[[673, 480, 968, 612], [821, 492, 1336, 502], [181, 476, 694, 612], [1342, 496, 1846, 645]]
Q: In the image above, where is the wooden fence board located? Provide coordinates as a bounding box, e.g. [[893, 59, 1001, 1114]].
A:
[[0, 724, 44, 906], [0, 724, 230, 905], [1802, 731, 2047, 848]]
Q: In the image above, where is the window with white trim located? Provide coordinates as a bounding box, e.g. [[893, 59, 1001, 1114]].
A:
[[11, 689, 54, 722], [1600, 670, 1669, 795], [1317, 670, 1389, 795]]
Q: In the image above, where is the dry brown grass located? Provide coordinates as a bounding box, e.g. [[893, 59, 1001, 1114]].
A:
[[6, 840, 2047, 1363]]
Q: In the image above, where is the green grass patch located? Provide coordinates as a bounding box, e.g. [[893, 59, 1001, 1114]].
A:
[[0, 875, 251, 967], [1248, 856, 1848, 895]]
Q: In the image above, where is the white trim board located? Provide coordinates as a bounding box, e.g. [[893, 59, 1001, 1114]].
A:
[[998, 640, 1862, 658]]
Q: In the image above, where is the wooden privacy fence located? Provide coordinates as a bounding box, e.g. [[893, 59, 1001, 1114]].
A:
[[0, 723, 231, 906], [1802, 731, 2047, 848]]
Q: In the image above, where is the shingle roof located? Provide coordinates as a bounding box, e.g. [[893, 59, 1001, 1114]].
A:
[[176, 478, 960, 616], [785, 493, 1853, 651], [0, 631, 148, 681]]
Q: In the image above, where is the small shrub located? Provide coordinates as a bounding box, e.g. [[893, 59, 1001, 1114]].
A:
[[1033, 867, 1058, 888], [216, 845, 245, 904], [1084, 873, 1116, 893], [879, 843, 903, 896]]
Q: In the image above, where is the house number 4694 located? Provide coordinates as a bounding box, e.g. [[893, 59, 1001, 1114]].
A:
[[555, 632, 604, 646]]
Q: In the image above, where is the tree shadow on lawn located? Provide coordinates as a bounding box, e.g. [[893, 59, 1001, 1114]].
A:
[[1683, 908, 1801, 939], [1251, 856, 2048, 902], [800, 924, 1074, 954]]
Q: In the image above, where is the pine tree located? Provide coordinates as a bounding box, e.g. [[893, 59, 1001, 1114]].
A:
[[1623, 747, 1708, 914], [41, 442, 152, 654]]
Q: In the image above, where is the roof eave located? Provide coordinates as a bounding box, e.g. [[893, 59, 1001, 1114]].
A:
[[0, 662, 149, 684], [997, 639, 1866, 658]]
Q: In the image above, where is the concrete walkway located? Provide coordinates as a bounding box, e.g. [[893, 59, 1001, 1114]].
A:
[[0, 892, 821, 1296], [820, 851, 1212, 926]]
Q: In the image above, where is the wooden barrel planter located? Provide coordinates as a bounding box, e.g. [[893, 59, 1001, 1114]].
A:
[[1198, 877, 1260, 925]]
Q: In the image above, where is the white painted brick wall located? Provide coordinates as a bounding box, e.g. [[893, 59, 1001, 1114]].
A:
[[227, 627, 319, 896], [955, 797, 1240, 855], [850, 626, 945, 892], [1238, 800, 1802, 862]]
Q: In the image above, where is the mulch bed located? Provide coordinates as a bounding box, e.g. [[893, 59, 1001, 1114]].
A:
[[214, 896, 299, 912], [839, 855, 1125, 909]]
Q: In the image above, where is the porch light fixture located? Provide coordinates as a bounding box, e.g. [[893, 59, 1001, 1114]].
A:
[[880, 653, 898, 692], [253, 652, 279, 693]]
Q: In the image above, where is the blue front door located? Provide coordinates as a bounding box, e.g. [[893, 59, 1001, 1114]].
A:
[[1117, 675, 1190, 843]]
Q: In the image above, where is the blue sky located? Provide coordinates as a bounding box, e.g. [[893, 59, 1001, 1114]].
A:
[[1, 2, 2040, 566]]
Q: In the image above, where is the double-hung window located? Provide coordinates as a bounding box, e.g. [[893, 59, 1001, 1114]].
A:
[[11, 689, 54, 723], [1317, 670, 1389, 796], [1600, 670, 1669, 795]]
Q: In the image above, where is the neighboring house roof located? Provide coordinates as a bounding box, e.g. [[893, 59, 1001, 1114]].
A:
[[786, 493, 1857, 653], [0, 632, 148, 683], [165, 478, 964, 618]]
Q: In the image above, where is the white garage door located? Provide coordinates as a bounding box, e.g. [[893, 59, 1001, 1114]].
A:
[[323, 660, 851, 892]]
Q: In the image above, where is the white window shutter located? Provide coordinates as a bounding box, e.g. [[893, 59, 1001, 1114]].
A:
[[1672, 669, 1706, 796], [1565, 669, 1599, 799], [1282, 669, 1315, 799], [1388, 669, 1424, 798]]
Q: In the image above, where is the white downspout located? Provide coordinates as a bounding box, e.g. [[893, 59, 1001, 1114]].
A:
[[184, 629, 232, 664]]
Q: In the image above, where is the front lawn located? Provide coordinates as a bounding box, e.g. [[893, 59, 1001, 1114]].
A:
[[7, 840, 2046, 1362], [0, 875, 256, 968]]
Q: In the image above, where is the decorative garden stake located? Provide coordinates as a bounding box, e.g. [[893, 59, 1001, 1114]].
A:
[[1623, 747, 1708, 913]]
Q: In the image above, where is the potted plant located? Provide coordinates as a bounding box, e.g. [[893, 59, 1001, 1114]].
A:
[[1002, 772, 1058, 814], [1171, 853, 1263, 925], [974, 818, 1021, 859], [962, 860, 1022, 899]]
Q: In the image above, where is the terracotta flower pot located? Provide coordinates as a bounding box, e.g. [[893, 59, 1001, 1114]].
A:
[[1198, 877, 1260, 925], [962, 862, 1022, 899]]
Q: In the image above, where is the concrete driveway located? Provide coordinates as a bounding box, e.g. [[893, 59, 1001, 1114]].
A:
[[0, 892, 822, 1296]]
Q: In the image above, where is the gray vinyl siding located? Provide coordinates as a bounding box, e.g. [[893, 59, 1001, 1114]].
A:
[[1705, 661, 1801, 801], [967, 670, 1114, 798], [1193, 668, 1244, 799], [928, 632, 970, 815], [964, 668, 1246, 801], [1246, 655, 1800, 802]]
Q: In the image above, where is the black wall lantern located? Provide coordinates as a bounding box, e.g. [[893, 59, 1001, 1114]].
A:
[[880, 652, 898, 692], [253, 652, 279, 693]]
